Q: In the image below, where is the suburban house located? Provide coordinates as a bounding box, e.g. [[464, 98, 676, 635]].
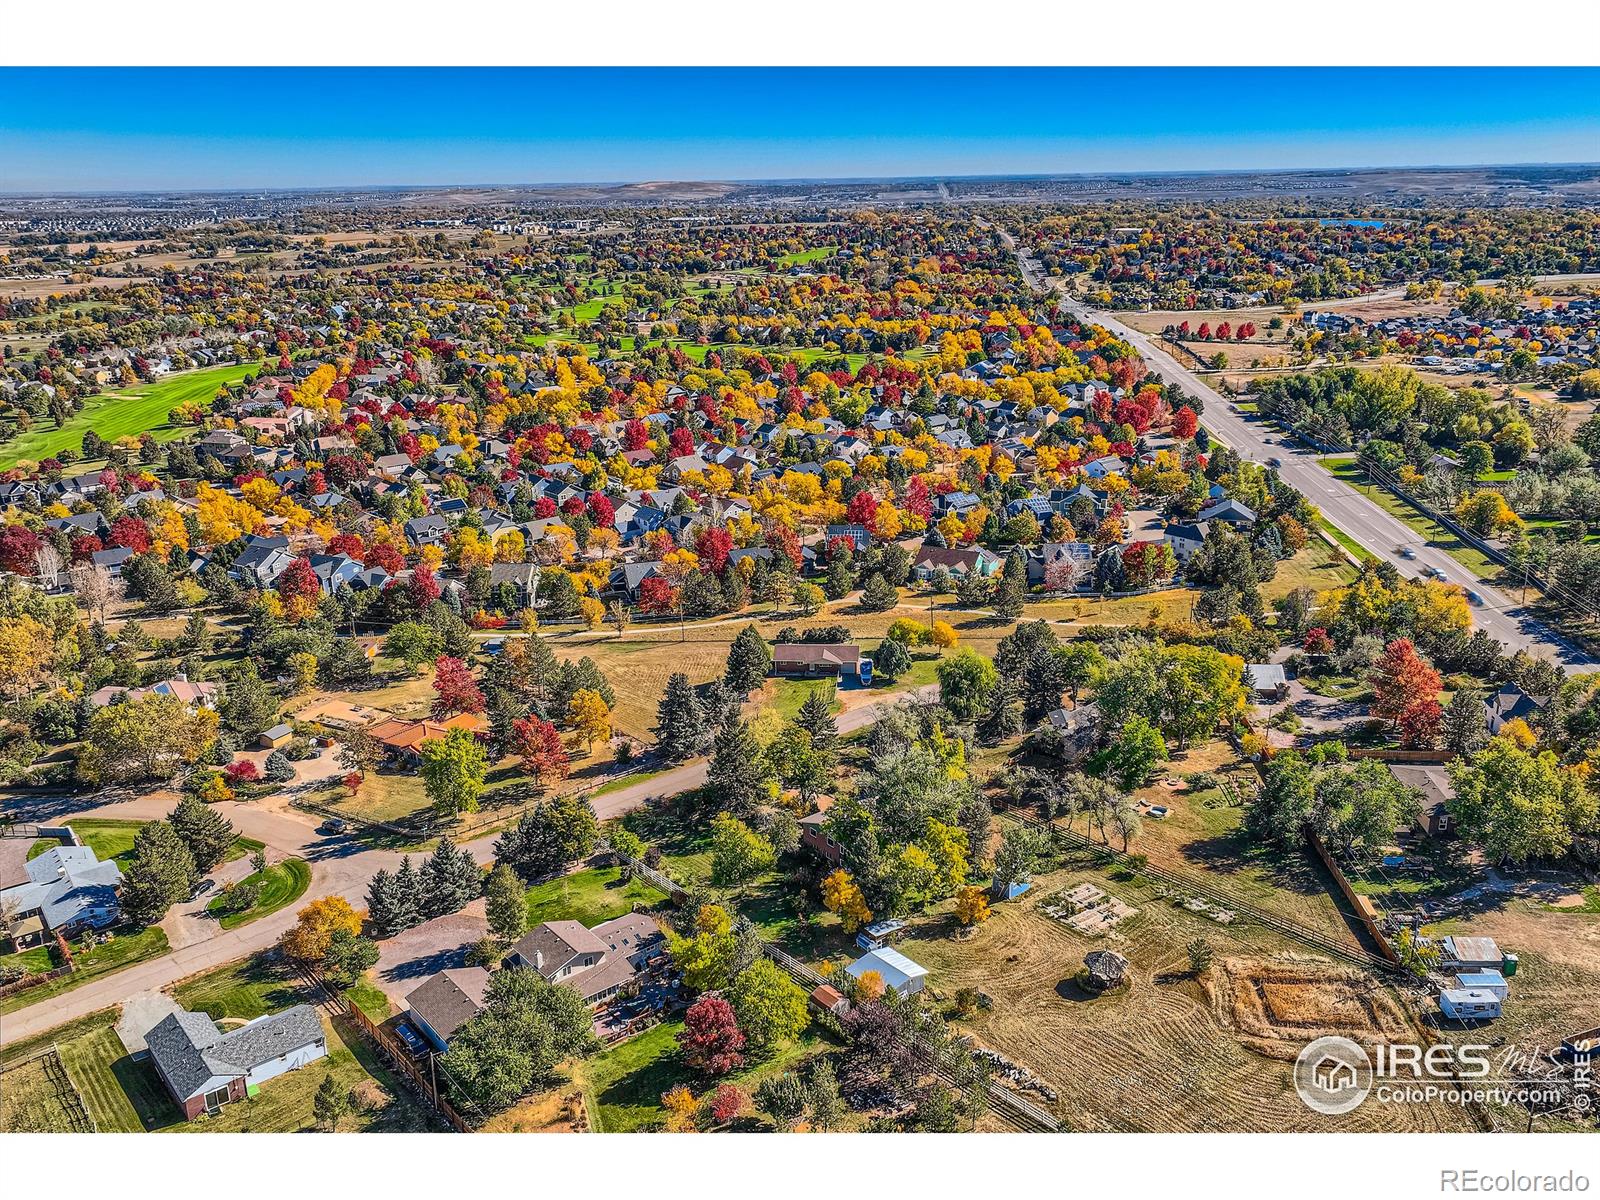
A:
[[145, 1004, 327, 1120], [404, 966, 491, 1051], [367, 712, 491, 766], [799, 801, 841, 866], [86, 675, 219, 711], [846, 946, 928, 996], [1044, 701, 1101, 760], [772, 642, 870, 683], [910, 545, 1002, 581], [1484, 682, 1545, 735], [1, 845, 123, 949], [506, 912, 665, 1006]]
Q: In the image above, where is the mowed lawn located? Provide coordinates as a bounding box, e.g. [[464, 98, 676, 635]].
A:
[[574, 1018, 832, 1132], [525, 865, 668, 927], [0, 361, 259, 467], [205, 858, 311, 929], [0, 926, 171, 1015]]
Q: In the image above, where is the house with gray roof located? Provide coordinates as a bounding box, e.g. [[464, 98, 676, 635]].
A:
[[145, 1004, 327, 1120], [2, 845, 123, 949], [506, 913, 665, 1006], [404, 966, 490, 1051]]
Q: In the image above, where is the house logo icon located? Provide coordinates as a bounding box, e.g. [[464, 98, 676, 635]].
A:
[[1294, 1036, 1373, 1115]]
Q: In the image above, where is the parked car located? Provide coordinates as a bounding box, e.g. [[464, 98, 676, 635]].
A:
[[318, 818, 347, 836], [394, 1021, 429, 1058], [190, 878, 216, 899]]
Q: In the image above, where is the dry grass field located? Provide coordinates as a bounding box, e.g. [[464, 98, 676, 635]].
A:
[[896, 853, 1475, 1132]]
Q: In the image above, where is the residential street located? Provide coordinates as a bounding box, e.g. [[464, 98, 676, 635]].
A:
[[0, 684, 937, 1046], [995, 225, 1596, 669]]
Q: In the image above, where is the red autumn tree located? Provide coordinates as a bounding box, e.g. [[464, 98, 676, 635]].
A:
[[845, 489, 879, 531], [0, 525, 42, 574], [431, 655, 485, 719], [677, 995, 745, 1076], [1367, 638, 1442, 737], [511, 716, 570, 786], [366, 542, 405, 575], [110, 515, 152, 553], [1171, 405, 1199, 440], [533, 496, 557, 518], [407, 565, 441, 612], [694, 526, 734, 575], [1302, 627, 1335, 656], [669, 426, 696, 458], [638, 575, 680, 615], [623, 419, 649, 451], [588, 494, 616, 529], [707, 1083, 745, 1125], [276, 556, 320, 604]]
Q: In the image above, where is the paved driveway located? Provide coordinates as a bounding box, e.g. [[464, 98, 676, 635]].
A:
[[371, 901, 489, 1007]]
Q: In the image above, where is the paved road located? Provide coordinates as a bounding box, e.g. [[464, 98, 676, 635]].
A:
[[993, 224, 1595, 669], [0, 685, 939, 1046]]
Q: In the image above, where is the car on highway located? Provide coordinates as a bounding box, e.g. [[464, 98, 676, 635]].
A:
[[1426, 566, 1448, 580], [1397, 546, 1416, 559], [1266, 456, 1282, 468], [1466, 590, 1484, 606]]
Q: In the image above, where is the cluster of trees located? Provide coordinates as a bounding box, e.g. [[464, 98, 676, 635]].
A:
[[119, 793, 241, 925], [493, 792, 600, 882], [364, 838, 483, 938], [1447, 734, 1597, 866], [1249, 743, 1421, 866]]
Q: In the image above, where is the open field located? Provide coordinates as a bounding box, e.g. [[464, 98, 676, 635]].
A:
[[0, 360, 259, 467], [896, 848, 1473, 1132]]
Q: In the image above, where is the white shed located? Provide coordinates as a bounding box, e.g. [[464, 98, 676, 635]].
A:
[[1439, 988, 1501, 1021], [846, 946, 928, 996]]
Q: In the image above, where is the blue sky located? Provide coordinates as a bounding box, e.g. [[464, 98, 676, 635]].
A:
[[2, 67, 1597, 192]]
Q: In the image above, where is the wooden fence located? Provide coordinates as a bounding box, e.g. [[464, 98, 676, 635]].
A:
[[1306, 833, 1402, 966]]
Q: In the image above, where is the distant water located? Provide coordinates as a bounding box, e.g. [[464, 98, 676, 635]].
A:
[[1319, 218, 1387, 228]]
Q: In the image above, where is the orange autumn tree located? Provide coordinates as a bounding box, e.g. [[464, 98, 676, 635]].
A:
[[280, 896, 361, 961]]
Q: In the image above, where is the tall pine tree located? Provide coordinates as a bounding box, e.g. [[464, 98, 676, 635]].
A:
[[421, 837, 483, 918], [655, 672, 707, 762], [724, 626, 773, 697], [168, 792, 236, 872], [388, 856, 424, 933], [795, 689, 838, 751], [366, 868, 399, 938], [707, 719, 770, 815]]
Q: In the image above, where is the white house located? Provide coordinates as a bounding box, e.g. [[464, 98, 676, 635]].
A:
[[145, 1004, 327, 1120], [846, 946, 928, 996]]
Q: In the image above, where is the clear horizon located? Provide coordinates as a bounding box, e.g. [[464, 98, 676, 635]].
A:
[[1, 66, 1597, 192]]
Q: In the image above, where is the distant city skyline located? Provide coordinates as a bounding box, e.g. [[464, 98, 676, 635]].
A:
[[2, 66, 1597, 192]]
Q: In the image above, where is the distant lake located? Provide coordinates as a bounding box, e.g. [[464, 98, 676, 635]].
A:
[[1319, 218, 1388, 228]]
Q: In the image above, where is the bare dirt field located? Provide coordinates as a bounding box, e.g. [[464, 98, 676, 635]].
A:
[[898, 852, 1473, 1132]]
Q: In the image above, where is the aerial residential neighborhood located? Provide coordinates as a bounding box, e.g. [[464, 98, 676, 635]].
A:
[[0, 56, 1595, 1200]]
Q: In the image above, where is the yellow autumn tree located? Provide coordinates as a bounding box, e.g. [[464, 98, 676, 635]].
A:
[[954, 885, 991, 926], [820, 869, 873, 933], [567, 688, 612, 751], [280, 896, 361, 962]]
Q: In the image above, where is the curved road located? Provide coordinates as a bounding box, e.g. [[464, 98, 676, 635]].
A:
[[996, 225, 1594, 669], [0, 685, 938, 1046]]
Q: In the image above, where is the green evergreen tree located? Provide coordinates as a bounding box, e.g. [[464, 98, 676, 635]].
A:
[[873, 635, 913, 682], [859, 572, 899, 612], [121, 820, 196, 925], [707, 719, 770, 815], [168, 791, 236, 872], [654, 671, 707, 762], [724, 626, 773, 697], [795, 689, 839, 750], [485, 862, 527, 945], [420, 837, 482, 918]]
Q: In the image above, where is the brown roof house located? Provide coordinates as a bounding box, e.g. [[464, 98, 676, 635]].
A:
[[772, 642, 868, 682], [404, 966, 491, 1052], [507, 913, 665, 1006]]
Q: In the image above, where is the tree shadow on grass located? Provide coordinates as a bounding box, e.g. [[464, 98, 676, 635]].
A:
[[111, 1055, 183, 1130]]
